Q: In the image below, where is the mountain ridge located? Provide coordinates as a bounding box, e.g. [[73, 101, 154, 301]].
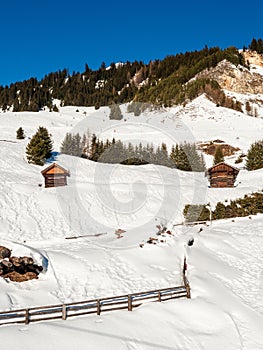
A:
[[0, 40, 262, 113]]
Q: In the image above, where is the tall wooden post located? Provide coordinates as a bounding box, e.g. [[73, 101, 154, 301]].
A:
[[186, 283, 191, 299], [128, 295, 133, 311], [97, 299, 101, 315], [62, 304, 67, 320], [25, 309, 29, 324], [183, 255, 191, 299], [183, 256, 187, 276]]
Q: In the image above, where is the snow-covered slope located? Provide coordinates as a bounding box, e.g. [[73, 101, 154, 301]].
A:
[[0, 97, 263, 349]]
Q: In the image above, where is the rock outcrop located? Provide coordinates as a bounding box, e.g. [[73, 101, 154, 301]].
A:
[[198, 141, 240, 156], [194, 58, 263, 94], [243, 51, 263, 67]]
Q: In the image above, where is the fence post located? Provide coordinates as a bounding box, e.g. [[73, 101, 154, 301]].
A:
[[25, 309, 29, 324], [186, 283, 191, 299], [62, 304, 67, 320], [158, 291, 161, 302], [183, 255, 191, 299], [128, 295, 132, 311], [97, 299, 101, 315]]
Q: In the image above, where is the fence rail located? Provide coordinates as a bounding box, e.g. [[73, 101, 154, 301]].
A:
[[0, 285, 188, 326]]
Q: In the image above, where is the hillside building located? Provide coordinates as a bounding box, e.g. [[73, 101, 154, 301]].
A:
[[206, 162, 239, 188], [41, 163, 70, 188]]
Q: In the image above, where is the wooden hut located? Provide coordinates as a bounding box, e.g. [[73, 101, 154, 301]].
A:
[[206, 162, 239, 188], [41, 163, 70, 188]]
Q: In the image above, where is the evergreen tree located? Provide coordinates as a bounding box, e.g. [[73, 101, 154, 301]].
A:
[[90, 134, 98, 160], [183, 204, 210, 222], [38, 127, 53, 158], [60, 133, 73, 155], [72, 133, 82, 157], [181, 143, 205, 171], [249, 38, 263, 54], [53, 104, 59, 112], [170, 143, 205, 171], [82, 130, 92, 157], [61, 132, 83, 157], [199, 153, 206, 172], [13, 97, 20, 112], [26, 127, 53, 165], [109, 103, 123, 120], [212, 202, 227, 220], [59, 132, 204, 172], [176, 144, 191, 171], [100, 61, 106, 70], [16, 127, 25, 139], [170, 144, 180, 167], [258, 38, 263, 54], [94, 102, 100, 110], [213, 146, 224, 165], [81, 133, 87, 149], [250, 38, 257, 52], [246, 139, 263, 170], [155, 143, 171, 167]]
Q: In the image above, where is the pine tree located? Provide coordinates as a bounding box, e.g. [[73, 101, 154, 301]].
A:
[[213, 146, 224, 165], [170, 144, 180, 167], [177, 144, 191, 171], [60, 133, 73, 155], [155, 143, 171, 167], [72, 133, 82, 157], [170, 143, 205, 171], [252, 39, 257, 52], [100, 61, 106, 70], [182, 143, 197, 171], [82, 129, 92, 157], [246, 139, 263, 170], [212, 202, 226, 220], [16, 127, 25, 139], [53, 104, 59, 112], [258, 38, 263, 54], [245, 101, 252, 115], [109, 103, 123, 120], [26, 127, 53, 165], [13, 97, 20, 112], [183, 204, 210, 222], [199, 153, 206, 171], [89, 134, 98, 160], [38, 127, 53, 158]]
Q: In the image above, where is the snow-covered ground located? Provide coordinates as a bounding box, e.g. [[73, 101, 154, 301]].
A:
[[0, 96, 263, 349]]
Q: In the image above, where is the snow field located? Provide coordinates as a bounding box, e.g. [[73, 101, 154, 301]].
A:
[[0, 96, 263, 349]]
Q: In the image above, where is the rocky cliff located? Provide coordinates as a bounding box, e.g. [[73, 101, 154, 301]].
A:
[[194, 52, 263, 94]]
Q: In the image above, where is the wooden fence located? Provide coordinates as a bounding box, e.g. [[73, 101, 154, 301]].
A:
[[0, 285, 189, 326]]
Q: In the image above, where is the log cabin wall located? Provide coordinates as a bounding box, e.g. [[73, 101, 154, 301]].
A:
[[44, 174, 67, 188], [207, 163, 239, 188], [41, 163, 69, 188]]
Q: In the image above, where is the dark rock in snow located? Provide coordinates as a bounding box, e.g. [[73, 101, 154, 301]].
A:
[[188, 238, 194, 246], [0, 246, 43, 282], [0, 246, 11, 259]]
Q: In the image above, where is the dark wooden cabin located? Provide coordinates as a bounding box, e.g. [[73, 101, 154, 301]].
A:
[[206, 162, 239, 188], [41, 163, 70, 188]]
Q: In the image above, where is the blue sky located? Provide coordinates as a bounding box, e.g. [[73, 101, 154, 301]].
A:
[[1, 0, 262, 86]]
